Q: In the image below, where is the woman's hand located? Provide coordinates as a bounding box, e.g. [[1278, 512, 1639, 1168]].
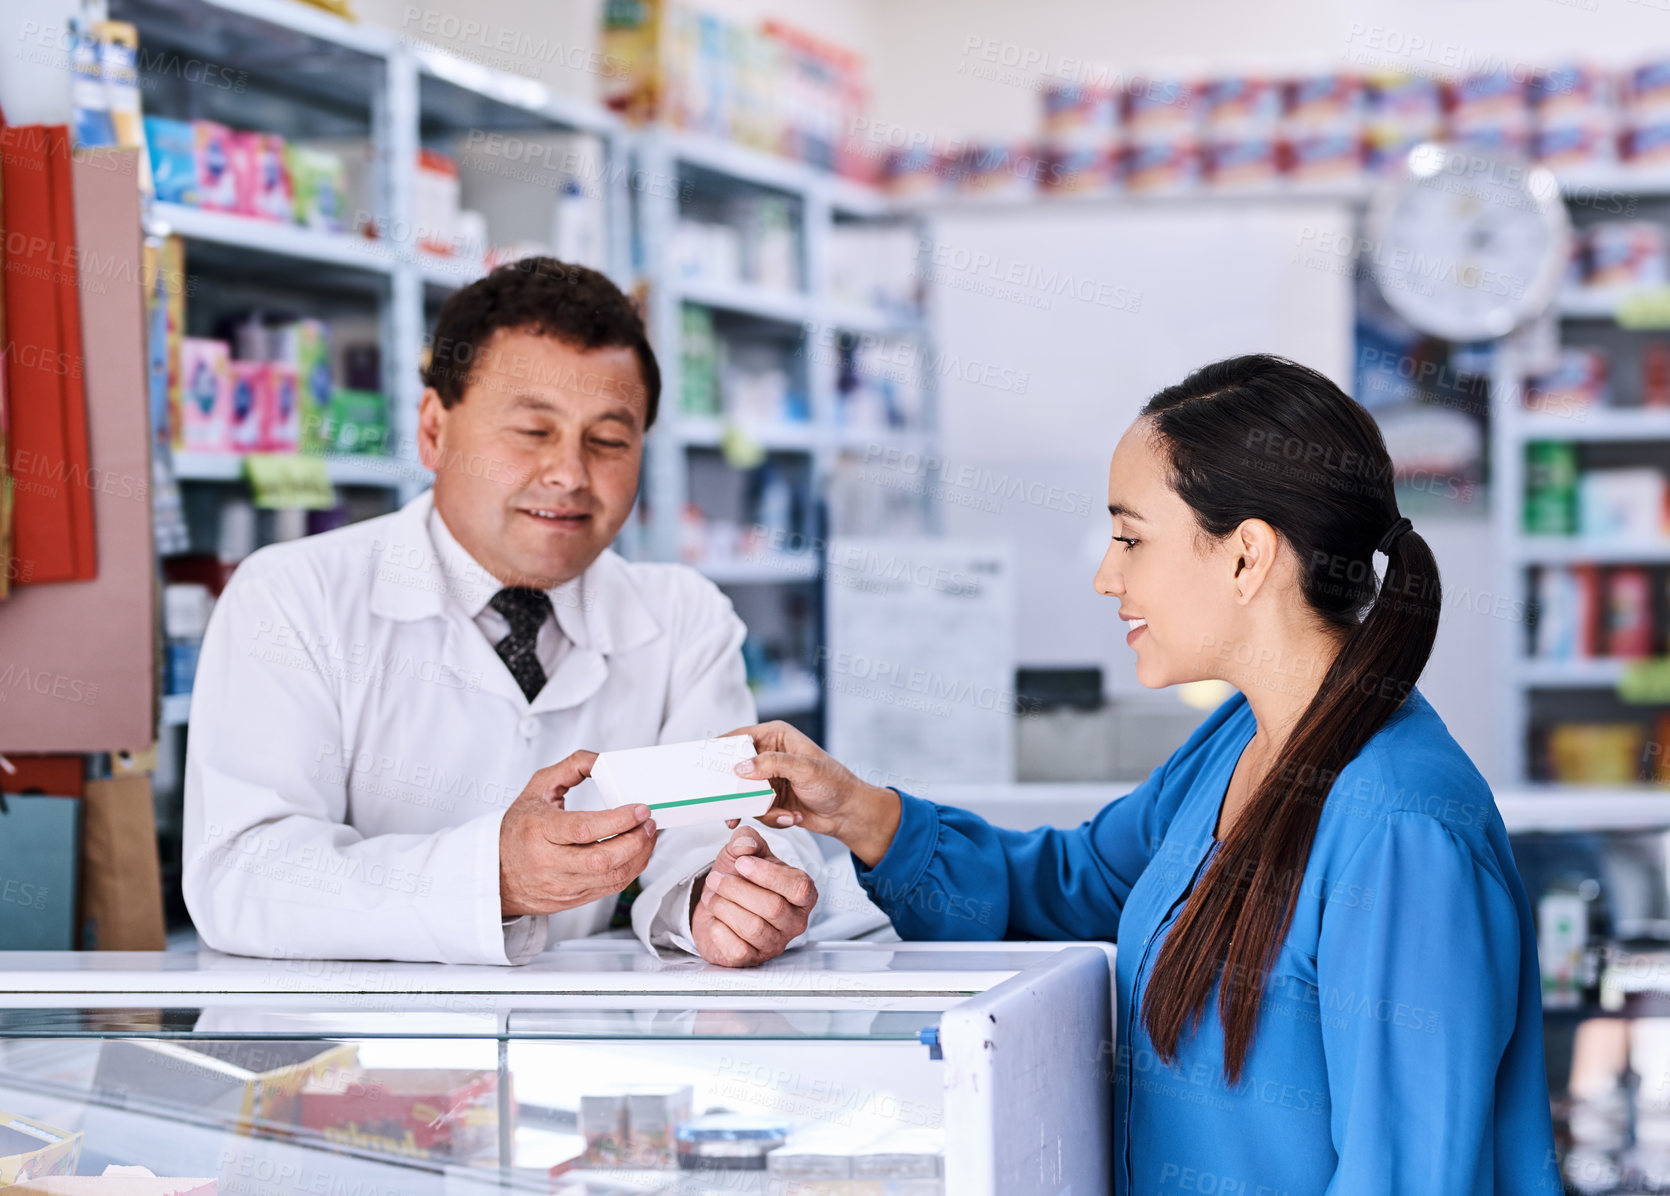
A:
[[722, 721, 902, 868]]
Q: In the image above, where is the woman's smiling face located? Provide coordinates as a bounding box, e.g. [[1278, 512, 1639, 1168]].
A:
[[1093, 419, 1242, 689]]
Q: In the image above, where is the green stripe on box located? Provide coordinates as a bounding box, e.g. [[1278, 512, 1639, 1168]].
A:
[[646, 789, 776, 811]]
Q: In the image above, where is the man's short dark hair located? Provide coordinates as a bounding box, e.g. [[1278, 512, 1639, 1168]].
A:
[[422, 256, 661, 428]]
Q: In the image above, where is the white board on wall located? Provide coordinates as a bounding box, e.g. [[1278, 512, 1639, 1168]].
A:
[[917, 199, 1357, 696]]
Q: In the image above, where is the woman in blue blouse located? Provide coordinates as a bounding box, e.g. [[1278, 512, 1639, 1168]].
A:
[[718, 355, 1561, 1194]]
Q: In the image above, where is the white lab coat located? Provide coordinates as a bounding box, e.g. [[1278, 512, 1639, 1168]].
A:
[[182, 489, 862, 965]]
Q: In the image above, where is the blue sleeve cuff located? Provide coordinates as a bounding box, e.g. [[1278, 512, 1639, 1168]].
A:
[[852, 788, 940, 911]]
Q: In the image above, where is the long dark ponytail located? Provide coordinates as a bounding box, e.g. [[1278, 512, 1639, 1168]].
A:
[[1137, 354, 1442, 1084]]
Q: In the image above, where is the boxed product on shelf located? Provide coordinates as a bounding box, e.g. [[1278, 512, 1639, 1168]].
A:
[[1580, 221, 1669, 291], [1042, 83, 1120, 147], [227, 361, 267, 452], [624, 1085, 694, 1168], [262, 362, 301, 452], [286, 143, 348, 232], [297, 1068, 500, 1161], [320, 388, 388, 454], [1624, 62, 1670, 165], [1532, 565, 1602, 660], [0, 1112, 81, 1182], [193, 120, 238, 212], [1531, 65, 1619, 169], [579, 1092, 627, 1166], [827, 223, 920, 315], [1446, 69, 1532, 158], [414, 149, 460, 255], [1604, 566, 1655, 658], [681, 304, 720, 416], [1647, 343, 1670, 408], [1202, 75, 1282, 188], [1524, 347, 1610, 415], [1363, 73, 1445, 174], [178, 338, 232, 452], [672, 219, 744, 285], [1578, 467, 1666, 539], [240, 132, 293, 222], [1041, 141, 1119, 194], [91, 1040, 356, 1136], [1524, 441, 1580, 535], [1123, 136, 1203, 192], [272, 320, 335, 453], [144, 116, 197, 205], [1547, 722, 1647, 784], [1283, 74, 1364, 182]]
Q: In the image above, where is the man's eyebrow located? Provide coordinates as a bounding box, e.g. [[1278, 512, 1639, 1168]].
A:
[[1107, 503, 1145, 521], [508, 392, 558, 411]]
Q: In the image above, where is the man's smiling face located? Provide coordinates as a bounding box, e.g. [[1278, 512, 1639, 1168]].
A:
[[419, 327, 648, 590]]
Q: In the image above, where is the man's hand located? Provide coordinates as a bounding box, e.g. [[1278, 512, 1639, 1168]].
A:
[[691, 826, 817, 967], [499, 751, 657, 918]]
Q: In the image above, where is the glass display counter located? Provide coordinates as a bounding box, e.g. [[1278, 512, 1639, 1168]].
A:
[[0, 940, 1115, 1195]]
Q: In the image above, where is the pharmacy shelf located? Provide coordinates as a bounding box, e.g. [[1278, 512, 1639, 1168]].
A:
[[1517, 658, 1633, 688], [1519, 409, 1670, 442], [408, 41, 621, 137], [171, 450, 420, 489], [1510, 536, 1670, 565], [696, 555, 821, 585], [1497, 789, 1670, 833], [672, 416, 819, 453], [823, 301, 925, 336], [1557, 289, 1640, 320], [673, 277, 811, 325], [146, 203, 398, 274]]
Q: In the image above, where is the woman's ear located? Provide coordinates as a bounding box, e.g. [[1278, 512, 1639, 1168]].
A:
[[1231, 519, 1279, 603]]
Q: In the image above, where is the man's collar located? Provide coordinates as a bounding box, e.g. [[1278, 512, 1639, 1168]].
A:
[[368, 489, 661, 656]]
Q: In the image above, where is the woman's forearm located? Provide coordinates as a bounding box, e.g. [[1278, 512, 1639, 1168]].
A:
[[839, 783, 904, 868]]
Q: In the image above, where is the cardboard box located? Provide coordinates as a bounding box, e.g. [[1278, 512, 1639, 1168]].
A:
[[589, 737, 772, 828], [0, 1111, 81, 1184], [298, 1068, 499, 1161], [11, 1165, 214, 1195], [92, 1040, 356, 1136]]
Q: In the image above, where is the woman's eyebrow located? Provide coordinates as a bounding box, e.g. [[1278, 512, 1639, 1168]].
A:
[[1107, 503, 1145, 522]]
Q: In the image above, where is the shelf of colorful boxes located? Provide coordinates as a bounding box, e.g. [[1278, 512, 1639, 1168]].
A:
[[873, 62, 1670, 203], [1512, 190, 1670, 788]]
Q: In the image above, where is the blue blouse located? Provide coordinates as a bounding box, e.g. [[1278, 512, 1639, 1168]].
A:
[[854, 688, 1560, 1195]]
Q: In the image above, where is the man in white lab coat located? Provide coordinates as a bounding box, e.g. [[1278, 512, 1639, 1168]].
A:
[[183, 257, 853, 966]]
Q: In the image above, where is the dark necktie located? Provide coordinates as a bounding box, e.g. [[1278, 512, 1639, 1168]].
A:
[[489, 587, 552, 702]]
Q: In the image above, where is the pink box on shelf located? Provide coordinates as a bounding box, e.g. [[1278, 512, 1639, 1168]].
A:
[[178, 338, 232, 452], [193, 121, 237, 212], [262, 362, 300, 451], [227, 361, 268, 453]]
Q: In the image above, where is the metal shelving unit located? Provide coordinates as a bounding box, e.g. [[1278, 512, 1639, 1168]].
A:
[[1490, 177, 1670, 798], [631, 128, 936, 728]]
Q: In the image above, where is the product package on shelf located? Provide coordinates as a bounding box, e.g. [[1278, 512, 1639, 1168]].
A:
[[0, 1113, 81, 1183], [298, 1069, 500, 1161], [1525, 347, 1610, 416], [1039, 83, 1119, 196], [273, 320, 334, 453], [1202, 75, 1282, 188], [91, 1041, 357, 1137], [226, 361, 267, 453], [1363, 73, 1445, 175], [1283, 73, 1364, 183], [178, 338, 232, 452], [1532, 65, 1620, 169], [144, 117, 196, 205], [1446, 69, 1533, 159]]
